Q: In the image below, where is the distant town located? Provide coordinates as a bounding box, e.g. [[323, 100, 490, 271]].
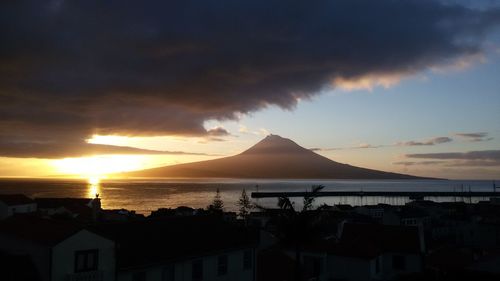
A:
[[1, 187, 499, 281]]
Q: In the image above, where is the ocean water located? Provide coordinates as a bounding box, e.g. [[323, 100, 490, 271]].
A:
[[0, 178, 498, 215]]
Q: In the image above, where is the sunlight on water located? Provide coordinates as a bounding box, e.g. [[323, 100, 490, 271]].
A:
[[87, 176, 101, 198]]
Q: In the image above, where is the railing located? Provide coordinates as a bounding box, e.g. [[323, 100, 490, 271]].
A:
[[66, 271, 104, 281]]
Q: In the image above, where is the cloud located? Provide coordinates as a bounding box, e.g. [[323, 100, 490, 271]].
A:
[[0, 141, 214, 159], [312, 135, 453, 151], [405, 150, 500, 167], [207, 127, 230, 137], [310, 143, 383, 151], [455, 132, 493, 142], [392, 161, 444, 166], [397, 137, 453, 146], [406, 150, 500, 160], [1, 0, 500, 158]]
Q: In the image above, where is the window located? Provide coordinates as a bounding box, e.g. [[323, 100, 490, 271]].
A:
[[375, 256, 380, 274], [192, 260, 203, 281], [392, 255, 406, 270], [217, 255, 228, 276], [132, 271, 147, 281], [243, 250, 252, 270], [74, 249, 98, 273], [162, 265, 175, 281], [303, 256, 322, 278]]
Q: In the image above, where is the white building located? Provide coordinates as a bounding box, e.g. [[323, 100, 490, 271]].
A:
[[94, 216, 257, 281], [300, 223, 424, 281], [0, 216, 115, 281], [0, 194, 37, 219]]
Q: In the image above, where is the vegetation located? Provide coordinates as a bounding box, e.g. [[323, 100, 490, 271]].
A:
[[237, 188, 253, 219], [207, 188, 224, 213], [261, 185, 325, 281]]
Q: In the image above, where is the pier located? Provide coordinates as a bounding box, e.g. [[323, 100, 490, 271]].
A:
[[251, 191, 500, 199]]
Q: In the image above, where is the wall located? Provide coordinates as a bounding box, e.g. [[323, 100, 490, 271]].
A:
[[118, 248, 255, 281], [380, 253, 422, 279], [0, 233, 52, 281], [327, 255, 372, 281], [0, 202, 37, 219], [52, 230, 116, 281]]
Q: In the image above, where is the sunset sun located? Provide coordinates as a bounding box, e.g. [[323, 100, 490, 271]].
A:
[[52, 155, 146, 178]]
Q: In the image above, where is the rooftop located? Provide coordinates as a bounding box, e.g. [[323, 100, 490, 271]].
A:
[[0, 194, 35, 206], [0, 216, 85, 246], [92, 216, 258, 269]]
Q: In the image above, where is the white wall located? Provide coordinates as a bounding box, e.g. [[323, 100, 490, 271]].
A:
[[0, 202, 8, 219], [52, 229, 116, 281], [327, 255, 373, 281], [380, 253, 422, 280], [118, 248, 254, 281], [0, 202, 36, 219]]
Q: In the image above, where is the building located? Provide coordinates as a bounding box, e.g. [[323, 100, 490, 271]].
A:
[[93, 216, 258, 281], [0, 194, 37, 219], [299, 223, 425, 281], [35, 197, 101, 221], [0, 216, 115, 281]]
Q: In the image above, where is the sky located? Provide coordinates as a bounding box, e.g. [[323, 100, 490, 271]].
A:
[[1, 0, 500, 179]]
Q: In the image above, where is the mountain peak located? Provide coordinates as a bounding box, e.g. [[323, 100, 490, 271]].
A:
[[124, 134, 424, 179], [241, 134, 312, 155]]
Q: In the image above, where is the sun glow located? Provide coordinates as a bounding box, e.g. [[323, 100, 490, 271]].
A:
[[87, 176, 101, 198], [52, 155, 146, 178]]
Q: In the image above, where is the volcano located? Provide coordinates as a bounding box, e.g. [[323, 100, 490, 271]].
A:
[[123, 135, 423, 179]]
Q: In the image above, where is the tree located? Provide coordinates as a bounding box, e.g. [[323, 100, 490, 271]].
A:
[[260, 185, 325, 281], [207, 188, 224, 213], [237, 188, 253, 219]]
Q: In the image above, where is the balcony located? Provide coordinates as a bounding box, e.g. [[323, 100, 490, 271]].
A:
[[66, 270, 104, 281]]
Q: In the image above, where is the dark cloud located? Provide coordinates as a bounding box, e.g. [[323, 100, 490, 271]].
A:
[[207, 127, 230, 137], [455, 132, 493, 142], [405, 150, 500, 167], [392, 161, 444, 166], [1, 0, 500, 158], [406, 150, 500, 160], [0, 142, 214, 159], [397, 136, 453, 146], [313, 135, 453, 151], [310, 144, 383, 151]]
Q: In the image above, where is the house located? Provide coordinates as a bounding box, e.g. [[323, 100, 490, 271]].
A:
[[354, 204, 392, 221], [93, 216, 258, 281], [0, 216, 115, 281], [35, 197, 101, 221], [0, 194, 37, 219], [300, 223, 425, 281]]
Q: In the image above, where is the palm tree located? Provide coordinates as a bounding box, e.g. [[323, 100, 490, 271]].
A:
[[260, 185, 324, 281]]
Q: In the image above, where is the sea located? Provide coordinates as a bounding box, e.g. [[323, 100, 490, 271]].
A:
[[0, 178, 498, 215]]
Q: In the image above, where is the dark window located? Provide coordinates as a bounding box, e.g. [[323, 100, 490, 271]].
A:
[[392, 255, 406, 270], [162, 265, 175, 281], [192, 260, 203, 281], [217, 255, 228, 276], [303, 256, 322, 278], [74, 249, 98, 273], [243, 250, 252, 270], [375, 257, 380, 274], [132, 271, 147, 281]]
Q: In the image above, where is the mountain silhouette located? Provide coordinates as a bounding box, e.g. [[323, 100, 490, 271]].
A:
[[123, 135, 423, 179]]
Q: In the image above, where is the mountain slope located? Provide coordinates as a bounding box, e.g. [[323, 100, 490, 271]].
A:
[[123, 135, 423, 179]]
